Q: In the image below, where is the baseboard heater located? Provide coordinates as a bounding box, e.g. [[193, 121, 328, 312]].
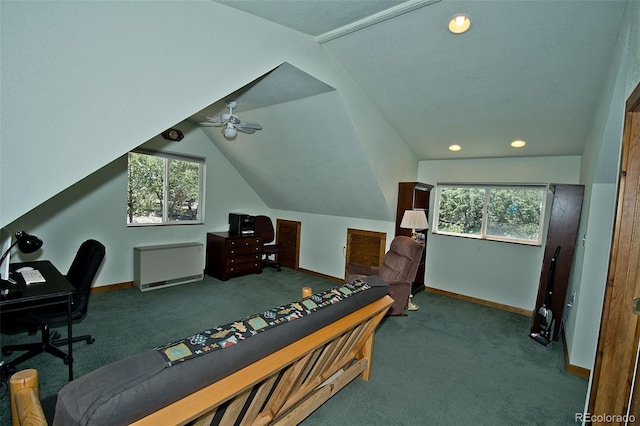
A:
[[134, 242, 204, 291]]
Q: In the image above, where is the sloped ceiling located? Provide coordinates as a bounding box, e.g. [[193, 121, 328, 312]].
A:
[[213, 0, 626, 160], [181, 0, 626, 222], [189, 63, 394, 220], [1, 1, 628, 226]]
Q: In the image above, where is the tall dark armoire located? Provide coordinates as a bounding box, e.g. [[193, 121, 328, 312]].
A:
[[395, 182, 433, 294], [530, 183, 584, 341]]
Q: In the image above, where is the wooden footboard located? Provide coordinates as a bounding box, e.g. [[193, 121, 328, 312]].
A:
[[10, 295, 392, 426]]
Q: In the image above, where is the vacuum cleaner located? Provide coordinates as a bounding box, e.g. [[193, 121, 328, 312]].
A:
[[530, 245, 561, 348]]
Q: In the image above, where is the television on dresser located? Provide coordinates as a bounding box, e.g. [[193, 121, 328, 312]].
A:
[[228, 213, 255, 236]]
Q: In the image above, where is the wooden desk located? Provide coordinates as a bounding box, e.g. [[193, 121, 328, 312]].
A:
[[1, 260, 75, 381]]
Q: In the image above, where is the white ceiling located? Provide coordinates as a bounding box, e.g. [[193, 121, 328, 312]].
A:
[[209, 0, 626, 160]]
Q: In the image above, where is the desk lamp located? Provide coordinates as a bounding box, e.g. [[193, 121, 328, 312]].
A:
[[400, 210, 428, 311], [0, 231, 43, 284]]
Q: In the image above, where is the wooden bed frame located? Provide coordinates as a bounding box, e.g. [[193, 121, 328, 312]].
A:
[[10, 295, 393, 426]]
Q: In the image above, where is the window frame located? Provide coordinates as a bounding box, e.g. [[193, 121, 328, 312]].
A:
[[433, 183, 548, 246], [127, 149, 205, 227]]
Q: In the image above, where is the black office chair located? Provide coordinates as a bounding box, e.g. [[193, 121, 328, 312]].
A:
[[254, 215, 283, 272], [2, 239, 105, 365]]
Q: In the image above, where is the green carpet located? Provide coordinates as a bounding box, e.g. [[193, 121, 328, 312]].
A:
[[0, 268, 587, 425]]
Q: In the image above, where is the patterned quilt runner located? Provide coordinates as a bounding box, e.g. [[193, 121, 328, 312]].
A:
[[156, 279, 371, 365]]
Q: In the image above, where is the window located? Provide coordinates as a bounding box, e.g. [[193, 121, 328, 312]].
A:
[[433, 184, 547, 245], [127, 150, 204, 226]]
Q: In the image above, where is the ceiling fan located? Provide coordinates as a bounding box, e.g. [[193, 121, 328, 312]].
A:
[[198, 100, 263, 140]]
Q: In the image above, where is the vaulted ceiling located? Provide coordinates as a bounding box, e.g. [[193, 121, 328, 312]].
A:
[[203, 0, 625, 160], [1, 1, 628, 226]]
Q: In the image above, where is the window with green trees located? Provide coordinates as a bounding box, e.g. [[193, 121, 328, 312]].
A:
[[127, 150, 204, 225], [434, 184, 547, 245]]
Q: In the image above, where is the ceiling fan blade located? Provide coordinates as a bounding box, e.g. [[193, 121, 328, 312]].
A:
[[236, 127, 256, 134], [238, 122, 263, 130]]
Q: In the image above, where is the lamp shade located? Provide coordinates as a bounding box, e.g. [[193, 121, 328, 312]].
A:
[[15, 231, 43, 253], [0, 230, 43, 270], [400, 210, 429, 231]]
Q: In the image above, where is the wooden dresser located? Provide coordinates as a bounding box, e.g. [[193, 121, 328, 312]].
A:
[[205, 232, 263, 281]]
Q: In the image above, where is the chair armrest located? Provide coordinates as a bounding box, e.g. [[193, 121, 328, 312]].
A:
[[345, 263, 379, 277], [10, 369, 47, 426], [345, 263, 381, 284]]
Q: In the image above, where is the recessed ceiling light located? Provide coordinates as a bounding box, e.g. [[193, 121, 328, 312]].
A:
[[511, 140, 526, 148], [449, 14, 471, 34], [449, 144, 461, 151]]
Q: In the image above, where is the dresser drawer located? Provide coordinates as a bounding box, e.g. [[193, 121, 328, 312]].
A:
[[226, 244, 262, 256], [226, 237, 262, 249], [226, 261, 261, 277], [225, 253, 261, 267]]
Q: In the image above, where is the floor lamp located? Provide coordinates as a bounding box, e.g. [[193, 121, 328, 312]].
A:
[[400, 210, 429, 311]]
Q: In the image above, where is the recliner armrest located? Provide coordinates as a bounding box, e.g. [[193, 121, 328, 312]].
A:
[[345, 263, 379, 278]]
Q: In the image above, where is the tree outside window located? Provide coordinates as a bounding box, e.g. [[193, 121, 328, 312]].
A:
[[434, 184, 546, 245], [127, 151, 203, 225]]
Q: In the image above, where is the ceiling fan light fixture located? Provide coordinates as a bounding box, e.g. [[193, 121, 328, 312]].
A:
[[223, 124, 237, 140], [449, 144, 461, 151], [511, 139, 526, 148], [448, 14, 471, 34]]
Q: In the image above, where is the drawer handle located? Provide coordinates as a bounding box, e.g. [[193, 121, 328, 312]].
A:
[[230, 259, 234, 263], [230, 250, 235, 254]]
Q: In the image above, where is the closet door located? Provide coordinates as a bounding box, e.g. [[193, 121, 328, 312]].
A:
[[344, 228, 386, 277], [275, 219, 300, 270]]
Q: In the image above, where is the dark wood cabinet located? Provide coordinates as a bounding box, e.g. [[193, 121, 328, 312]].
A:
[[530, 184, 584, 341], [205, 232, 263, 281], [395, 182, 433, 293]]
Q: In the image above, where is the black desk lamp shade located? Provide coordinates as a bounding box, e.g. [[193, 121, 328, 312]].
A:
[[0, 231, 43, 267]]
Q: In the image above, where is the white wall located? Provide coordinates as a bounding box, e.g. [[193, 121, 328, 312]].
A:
[[270, 209, 395, 280], [564, 20, 628, 372], [565, 184, 616, 369], [8, 123, 268, 287], [1, 1, 286, 225], [418, 156, 581, 311], [625, 0, 640, 98]]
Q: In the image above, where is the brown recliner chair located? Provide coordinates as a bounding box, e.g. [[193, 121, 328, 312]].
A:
[[345, 236, 424, 316]]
